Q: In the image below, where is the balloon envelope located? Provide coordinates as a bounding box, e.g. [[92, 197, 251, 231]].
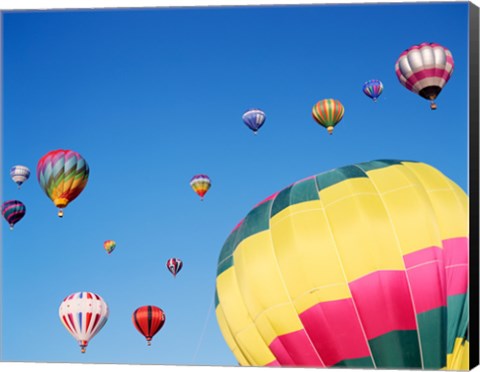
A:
[[10, 165, 30, 188], [215, 160, 469, 369], [242, 109, 266, 134], [190, 174, 211, 200], [362, 79, 383, 102], [37, 149, 89, 217], [132, 305, 166, 346], [166, 258, 183, 277], [312, 99, 345, 134], [1, 200, 26, 230], [104, 240, 116, 254], [395, 42, 454, 109], [59, 292, 109, 353]]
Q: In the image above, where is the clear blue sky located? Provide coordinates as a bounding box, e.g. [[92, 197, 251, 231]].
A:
[[1, 1, 470, 367]]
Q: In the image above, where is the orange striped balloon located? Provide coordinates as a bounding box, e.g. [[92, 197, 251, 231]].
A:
[[312, 99, 345, 134]]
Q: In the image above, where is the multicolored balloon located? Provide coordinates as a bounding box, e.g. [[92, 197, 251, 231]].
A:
[[1, 200, 26, 230], [132, 305, 166, 346], [215, 160, 469, 369], [104, 240, 116, 254], [242, 109, 266, 134], [362, 79, 383, 102], [312, 99, 345, 134], [59, 292, 109, 353], [190, 174, 211, 201], [166, 258, 183, 278], [10, 165, 31, 189], [37, 149, 89, 217], [395, 42, 454, 110]]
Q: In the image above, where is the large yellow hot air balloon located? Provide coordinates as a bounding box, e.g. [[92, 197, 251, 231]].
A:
[[215, 160, 468, 369]]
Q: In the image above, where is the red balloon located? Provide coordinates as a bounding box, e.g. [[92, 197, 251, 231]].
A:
[[132, 305, 165, 346]]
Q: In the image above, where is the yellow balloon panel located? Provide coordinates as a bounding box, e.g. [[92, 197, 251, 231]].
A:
[[320, 179, 406, 281], [216, 267, 277, 365], [233, 231, 305, 334], [215, 307, 249, 366], [270, 200, 352, 312]]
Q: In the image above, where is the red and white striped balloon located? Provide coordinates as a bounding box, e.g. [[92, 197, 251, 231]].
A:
[[59, 292, 109, 353]]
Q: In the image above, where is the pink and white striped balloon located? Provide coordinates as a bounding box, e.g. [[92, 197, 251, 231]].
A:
[[395, 42, 454, 110]]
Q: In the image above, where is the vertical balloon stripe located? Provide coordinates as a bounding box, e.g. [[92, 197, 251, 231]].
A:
[[368, 331, 422, 368], [90, 313, 101, 337], [215, 304, 251, 366], [85, 312, 93, 333], [62, 315, 75, 334], [416, 307, 447, 369], [133, 309, 146, 336], [444, 238, 469, 296], [216, 264, 277, 365], [68, 313, 77, 333], [268, 329, 325, 366], [349, 271, 418, 339], [298, 299, 372, 366], [147, 306, 153, 336], [78, 312, 83, 332], [403, 247, 447, 314]]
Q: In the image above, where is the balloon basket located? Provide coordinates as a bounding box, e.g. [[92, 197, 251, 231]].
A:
[[430, 102, 437, 110], [58, 209, 64, 218]]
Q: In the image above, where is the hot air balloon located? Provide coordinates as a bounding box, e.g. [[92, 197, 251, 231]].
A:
[[10, 165, 30, 189], [37, 149, 89, 217], [312, 99, 345, 134], [59, 292, 109, 353], [362, 79, 383, 102], [132, 305, 166, 346], [104, 240, 116, 254], [166, 258, 183, 278], [242, 109, 266, 134], [395, 42, 454, 110], [215, 160, 469, 369], [1, 200, 26, 230], [190, 174, 211, 201]]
